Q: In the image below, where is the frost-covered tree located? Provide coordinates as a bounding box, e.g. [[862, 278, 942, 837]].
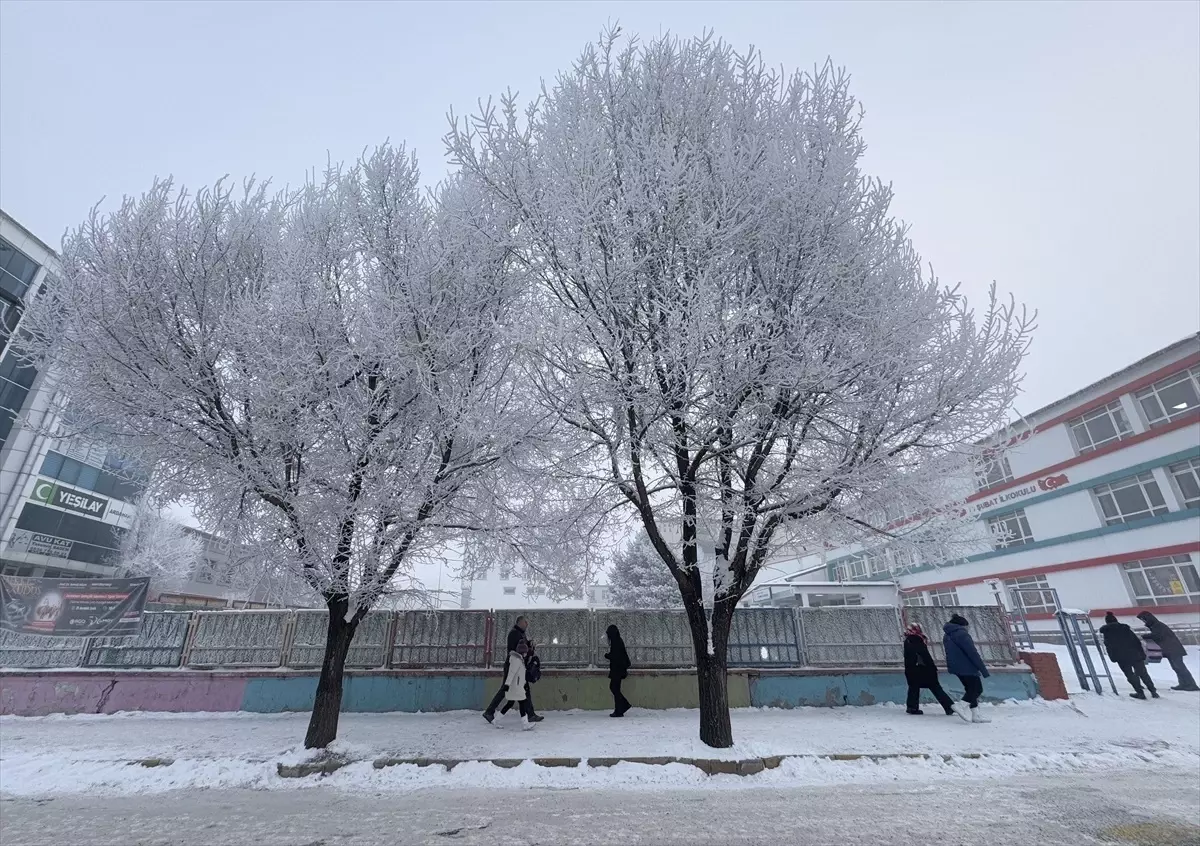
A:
[[449, 30, 1033, 747], [15, 145, 575, 748], [116, 501, 202, 587], [608, 532, 683, 609]]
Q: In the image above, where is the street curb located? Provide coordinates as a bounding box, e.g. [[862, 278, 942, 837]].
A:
[[364, 751, 990, 777]]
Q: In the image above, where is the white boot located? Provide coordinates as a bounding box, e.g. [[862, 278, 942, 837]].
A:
[[970, 708, 991, 724], [951, 705, 972, 723], [521, 715, 534, 731]]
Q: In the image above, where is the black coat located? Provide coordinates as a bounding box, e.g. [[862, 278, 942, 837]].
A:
[[1100, 621, 1145, 665], [903, 635, 939, 685], [605, 626, 631, 680], [1139, 613, 1187, 659], [506, 624, 528, 654]]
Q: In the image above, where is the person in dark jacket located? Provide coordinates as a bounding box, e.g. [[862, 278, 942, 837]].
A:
[[483, 616, 544, 723], [943, 614, 990, 723], [604, 624, 632, 717], [1137, 611, 1199, 692], [1100, 612, 1157, 699], [903, 623, 957, 717]]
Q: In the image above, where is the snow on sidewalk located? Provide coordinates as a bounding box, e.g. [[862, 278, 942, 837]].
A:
[[2, 688, 1198, 796]]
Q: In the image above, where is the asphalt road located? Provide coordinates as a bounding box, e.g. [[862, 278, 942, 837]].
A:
[[2, 770, 1199, 846]]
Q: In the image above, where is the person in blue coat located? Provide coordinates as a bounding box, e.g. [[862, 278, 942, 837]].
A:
[[943, 614, 990, 723]]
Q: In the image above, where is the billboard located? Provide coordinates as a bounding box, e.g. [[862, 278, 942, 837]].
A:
[[0, 575, 149, 637], [29, 479, 110, 519]]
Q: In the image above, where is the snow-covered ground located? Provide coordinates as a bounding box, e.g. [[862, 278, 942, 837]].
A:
[[1032, 642, 1200, 694], [3, 676, 1199, 796]]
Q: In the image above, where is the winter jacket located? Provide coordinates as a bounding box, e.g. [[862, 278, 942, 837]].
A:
[[943, 622, 989, 678], [503, 651, 527, 701], [506, 625, 528, 654], [903, 634, 939, 685], [1100, 621, 1146, 665], [1138, 612, 1187, 659], [605, 625, 631, 680]]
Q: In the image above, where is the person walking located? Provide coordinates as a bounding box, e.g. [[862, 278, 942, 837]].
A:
[[1100, 612, 1158, 699], [903, 623, 958, 717], [943, 614, 990, 723], [483, 616, 544, 723], [1137, 611, 1199, 692], [499, 640, 535, 729], [604, 624, 632, 717]]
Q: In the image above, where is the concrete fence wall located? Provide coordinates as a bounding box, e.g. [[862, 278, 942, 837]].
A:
[[0, 604, 1019, 671], [0, 665, 1039, 717]]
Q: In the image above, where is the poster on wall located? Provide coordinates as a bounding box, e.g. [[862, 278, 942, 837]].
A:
[[0, 575, 149, 637]]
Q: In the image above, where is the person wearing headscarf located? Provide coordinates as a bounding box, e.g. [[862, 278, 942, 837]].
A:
[[903, 623, 959, 717]]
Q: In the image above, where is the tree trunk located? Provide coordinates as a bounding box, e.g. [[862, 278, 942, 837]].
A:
[[685, 598, 735, 748], [304, 597, 359, 749]]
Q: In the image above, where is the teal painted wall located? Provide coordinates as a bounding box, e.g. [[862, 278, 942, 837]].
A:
[[748, 670, 1038, 708], [3, 667, 1039, 716]]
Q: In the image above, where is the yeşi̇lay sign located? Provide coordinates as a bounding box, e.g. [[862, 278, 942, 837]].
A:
[[29, 479, 109, 519]]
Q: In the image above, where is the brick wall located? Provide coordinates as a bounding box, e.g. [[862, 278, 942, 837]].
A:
[[1019, 650, 1069, 701]]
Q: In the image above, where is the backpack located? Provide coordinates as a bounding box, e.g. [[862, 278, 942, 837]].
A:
[[525, 653, 542, 684], [1141, 635, 1164, 663]]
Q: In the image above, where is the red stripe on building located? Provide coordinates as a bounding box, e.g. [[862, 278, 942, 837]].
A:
[[971, 409, 1200, 503], [909, 542, 1200, 594], [1021, 604, 1200, 621]]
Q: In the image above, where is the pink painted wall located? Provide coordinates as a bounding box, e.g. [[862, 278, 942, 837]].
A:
[[0, 673, 246, 716]]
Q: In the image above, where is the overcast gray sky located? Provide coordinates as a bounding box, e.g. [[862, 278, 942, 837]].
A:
[[2, 0, 1197, 415]]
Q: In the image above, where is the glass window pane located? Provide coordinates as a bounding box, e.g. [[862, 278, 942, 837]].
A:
[[40, 451, 64, 477], [1097, 493, 1119, 520], [1070, 422, 1091, 449], [1182, 564, 1200, 593], [1157, 379, 1200, 417], [1126, 570, 1150, 597], [1111, 486, 1149, 516], [1087, 415, 1117, 443], [58, 459, 80, 485], [1144, 479, 1166, 509], [76, 464, 100, 490]]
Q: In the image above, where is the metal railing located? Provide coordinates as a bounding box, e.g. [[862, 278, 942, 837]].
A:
[[0, 605, 1018, 671]]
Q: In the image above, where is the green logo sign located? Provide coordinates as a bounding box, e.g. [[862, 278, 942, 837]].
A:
[[29, 479, 109, 519]]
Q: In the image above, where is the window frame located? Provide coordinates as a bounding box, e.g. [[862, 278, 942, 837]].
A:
[[1134, 367, 1200, 427], [1167, 458, 1200, 510], [1121, 554, 1200, 607], [1067, 400, 1134, 455], [1003, 574, 1058, 614], [1092, 471, 1170, 526], [926, 587, 960, 607], [986, 508, 1036, 549]]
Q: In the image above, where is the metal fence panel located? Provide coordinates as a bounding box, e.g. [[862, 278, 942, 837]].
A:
[[287, 610, 392, 669], [392, 610, 489, 667], [600, 610, 694, 667], [796, 606, 903, 666], [491, 609, 594, 667], [0, 631, 87, 668], [904, 605, 1018, 665], [84, 612, 190, 668], [185, 610, 289, 667], [728, 608, 801, 666]]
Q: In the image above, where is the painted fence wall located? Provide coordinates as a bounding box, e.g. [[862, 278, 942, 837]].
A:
[[0, 666, 1038, 717]]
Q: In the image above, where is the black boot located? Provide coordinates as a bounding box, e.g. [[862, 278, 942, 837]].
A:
[[1129, 691, 1147, 700], [906, 708, 924, 715]]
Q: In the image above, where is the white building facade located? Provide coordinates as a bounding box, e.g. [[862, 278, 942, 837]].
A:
[[0, 210, 276, 609], [752, 335, 1200, 634], [459, 566, 614, 611]]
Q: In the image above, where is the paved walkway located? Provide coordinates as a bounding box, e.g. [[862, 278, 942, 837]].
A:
[[3, 770, 1198, 846]]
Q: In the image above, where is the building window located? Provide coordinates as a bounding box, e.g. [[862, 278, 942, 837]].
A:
[[986, 509, 1035, 548], [926, 587, 960, 607], [976, 452, 1014, 490], [1135, 368, 1200, 427], [1092, 472, 1170, 525], [900, 592, 925, 607], [835, 548, 891, 580], [1004, 575, 1057, 614], [1068, 401, 1133, 455], [807, 593, 863, 607], [1168, 458, 1200, 510], [502, 586, 517, 595], [1122, 555, 1200, 606], [0, 237, 41, 304]]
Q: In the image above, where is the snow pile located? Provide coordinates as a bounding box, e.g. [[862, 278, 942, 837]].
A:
[[2, 690, 1197, 796]]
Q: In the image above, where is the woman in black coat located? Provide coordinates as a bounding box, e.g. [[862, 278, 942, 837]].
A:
[[903, 623, 957, 716], [604, 624, 632, 717], [1138, 611, 1199, 691]]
